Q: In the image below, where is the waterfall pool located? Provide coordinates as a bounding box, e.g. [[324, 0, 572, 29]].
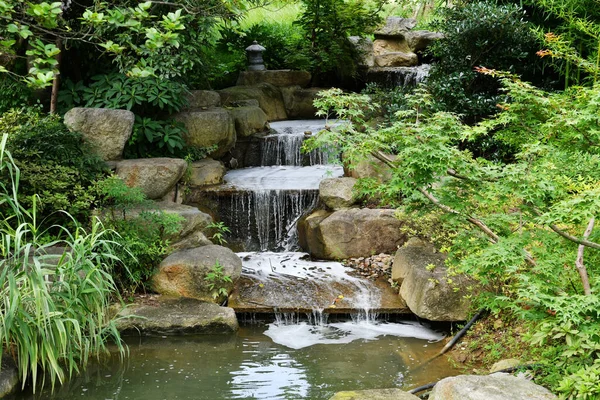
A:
[[11, 323, 458, 400]]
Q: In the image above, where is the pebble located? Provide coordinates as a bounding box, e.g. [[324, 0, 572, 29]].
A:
[[343, 253, 393, 280]]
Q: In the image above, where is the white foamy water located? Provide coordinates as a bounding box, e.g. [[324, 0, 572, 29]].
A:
[[237, 252, 381, 316], [264, 320, 445, 350], [269, 120, 339, 136], [223, 165, 344, 191]]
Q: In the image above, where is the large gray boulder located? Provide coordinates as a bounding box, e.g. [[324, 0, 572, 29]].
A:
[[152, 245, 242, 303], [374, 17, 417, 37], [392, 237, 445, 283], [228, 106, 269, 137], [375, 51, 418, 67], [188, 158, 226, 186], [115, 296, 238, 335], [0, 357, 18, 398], [348, 36, 375, 67], [298, 208, 406, 260], [219, 83, 288, 121], [115, 158, 187, 200], [329, 388, 420, 400], [64, 107, 134, 161], [399, 241, 474, 321], [319, 177, 357, 210], [281, 86, 322, 119], [346, 154, 395, 183], [185, 90, 221, 109], [175, 108, 236, 158], [405, 30, 444, 52], [237, 70, 311, 88], [429, 374, 558, 400]]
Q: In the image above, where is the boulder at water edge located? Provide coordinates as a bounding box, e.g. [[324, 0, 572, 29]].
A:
[[429, 374, 557, 400], [175, 108, 236, 158], [64, 107, 134, 161], [0, 357, 18, 398], [329, 388, 420, 400], [115, 296, 238, 335], [374, 17, 417, 37], [299, 208, 406, 260], [228, 106, 269, 137], [345, 154, 395, 183], [399, 239, 474, 321], [115, 158, 187, 200], [348, 36, 375, 67], [319, 177, 358, 210], [392, 237, 445, 283], [219, 83, 288, 121], [281, 86, 322, 119], [152, 245, 242, 303], [188, 158, 227, 186]]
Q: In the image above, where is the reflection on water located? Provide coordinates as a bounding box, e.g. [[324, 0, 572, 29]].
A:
[[10, 323, 458, 400]]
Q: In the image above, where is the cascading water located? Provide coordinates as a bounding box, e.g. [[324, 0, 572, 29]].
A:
[[261, 120, 337, 166], [205, 164, 343, 251], [367, 64, 431, 87]]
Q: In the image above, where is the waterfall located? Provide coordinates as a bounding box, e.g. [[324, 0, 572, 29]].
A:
[[367, 64, 431, 87]]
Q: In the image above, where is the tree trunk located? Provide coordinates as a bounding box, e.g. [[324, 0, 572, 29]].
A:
[[49, 39, 63, 114], [575, 217, 594, 296]]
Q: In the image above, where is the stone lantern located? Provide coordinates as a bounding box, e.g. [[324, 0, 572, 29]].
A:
[[245, 41, 266, 71]]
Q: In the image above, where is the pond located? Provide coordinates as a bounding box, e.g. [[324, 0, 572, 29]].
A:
[[12, 321, 459, 400]]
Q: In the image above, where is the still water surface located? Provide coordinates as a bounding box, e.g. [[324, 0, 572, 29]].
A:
[[12, 322, 458, 400]]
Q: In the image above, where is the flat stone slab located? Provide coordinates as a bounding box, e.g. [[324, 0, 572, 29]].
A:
[[115, 296, 239, 335], [330, 389, 420, 400], [229, 252, 409, 314]]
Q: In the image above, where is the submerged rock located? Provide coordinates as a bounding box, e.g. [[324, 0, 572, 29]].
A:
[[429, 374, 557, 400], [329, 389, 420, 400], [64, 107, 134, 161], [152, 245, 242, 303], [299, 208, 406, 260], [0, 357, 19, 398], [319, 177, 358, 210], [115, 158, 187, 200], [115, 296, 238, 335]]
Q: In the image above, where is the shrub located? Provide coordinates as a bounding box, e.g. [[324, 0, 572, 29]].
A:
[[426, 2, 545, 123], [0, 132, 124, 391], [0, 108, 107, 225], [96, 176, 183, 293]]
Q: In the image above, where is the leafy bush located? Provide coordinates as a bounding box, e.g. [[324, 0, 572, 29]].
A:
[[0, 108, 107, 224], [59, 74, 190, 156], [96, 176, 183, 292], [294, 0, 385, 85], [0, 133, 124, 391], [0, 76, 33, 114], [427, 2, 545, 123], [207, 22, 305, 89]]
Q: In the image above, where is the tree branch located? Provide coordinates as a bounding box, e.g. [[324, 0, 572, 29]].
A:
[[575, 217, 594, 295]]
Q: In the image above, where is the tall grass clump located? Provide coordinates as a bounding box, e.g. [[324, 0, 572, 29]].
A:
[[0, 132, 124, 392]]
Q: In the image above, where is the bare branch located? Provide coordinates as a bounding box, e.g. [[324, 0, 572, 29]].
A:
[[575, 217, 594, 295]]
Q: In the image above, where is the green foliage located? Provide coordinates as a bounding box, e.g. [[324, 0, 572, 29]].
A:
[[427, 2, 545, 123], [58, 74, 190, 157], [207, 21, 306, 89], [96, 176, 183, 292], [204, 261, 233, 302], [59, 74, 188, 115], [0, 76, 33, 114], [0, 108, 107, 224], [308, 72, 600, 397], [294, 0, 386, 84], [0, 132, 124, 391], [206, 221, 231, 245]]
